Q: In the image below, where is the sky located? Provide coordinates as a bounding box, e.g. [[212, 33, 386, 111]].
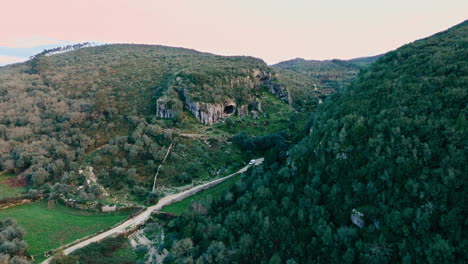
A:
[[0, 0, 466, 65]]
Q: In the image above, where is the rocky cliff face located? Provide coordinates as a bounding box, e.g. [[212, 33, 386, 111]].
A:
[[156, 68, 289, 125], [253, 69, 290, 103], [183, 91, 247, 125], [156, 101, 175, 119]]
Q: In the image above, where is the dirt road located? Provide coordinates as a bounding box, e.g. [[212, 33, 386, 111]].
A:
[[41, 158, 263, 264]]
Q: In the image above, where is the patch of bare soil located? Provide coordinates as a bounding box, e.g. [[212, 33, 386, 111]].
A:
[[1, 176, 27, 188]]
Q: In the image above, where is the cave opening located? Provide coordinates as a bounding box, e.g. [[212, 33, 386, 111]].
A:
[[224, 105, 235, 115]]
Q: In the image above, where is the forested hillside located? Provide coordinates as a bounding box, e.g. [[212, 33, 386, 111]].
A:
[[0, 44, 317, 205], [154, 21, 467, 263], [273, 54, 381, 92]]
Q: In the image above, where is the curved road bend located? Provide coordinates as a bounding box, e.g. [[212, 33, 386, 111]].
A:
[[41, 158, 263, 264]]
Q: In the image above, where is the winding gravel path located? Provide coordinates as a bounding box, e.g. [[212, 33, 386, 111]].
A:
[[41, 158, 263, 264]]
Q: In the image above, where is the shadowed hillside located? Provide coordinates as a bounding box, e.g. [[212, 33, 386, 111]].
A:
[[152, 21, 467, 263]]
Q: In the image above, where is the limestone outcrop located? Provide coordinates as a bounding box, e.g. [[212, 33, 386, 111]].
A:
[[156, 101, 175, 119], [156, 95, 182, 119], [180, 69, 288, 125], [184, 93, 246, 125], [156, 68, 288, 125], [253, 69, 289, 103]]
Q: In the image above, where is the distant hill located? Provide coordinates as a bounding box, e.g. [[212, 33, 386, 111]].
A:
[[347, 54, 383, 66], [273, 54, 382, 91], [157, 21, 467, 263]]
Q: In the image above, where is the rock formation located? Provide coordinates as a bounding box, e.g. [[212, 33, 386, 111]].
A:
[[350, 209, 365, 228], [253, 69, 289, 103], [184, 92, 247, 125], [180, 69, 289, 125], [156, 68, 289, 125], [156, 95, 182, 119], [156, 100, 175, 119], [250, 98, 263, 113]]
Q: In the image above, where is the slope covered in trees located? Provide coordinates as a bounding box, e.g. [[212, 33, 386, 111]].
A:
[[273, 54, 381, 92], [0, 218, 29, 264], [154, 21, 467, 263], [0, 44, 316, 205]]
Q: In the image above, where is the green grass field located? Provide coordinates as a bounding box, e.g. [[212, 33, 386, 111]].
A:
[[0, 174, 26, 199], [0, 201, 131, 261], [161, 174, 241, 215]]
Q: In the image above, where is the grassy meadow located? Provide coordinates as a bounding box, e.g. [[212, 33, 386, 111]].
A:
[[161, 174, 241, 215], [0, 174, 26, 199], [0, 201, 131, 262]]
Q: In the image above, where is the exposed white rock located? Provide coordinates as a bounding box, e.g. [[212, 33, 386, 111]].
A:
[[183, 91, 245, 125], [156, 68, 283, 125], [254, 70, 289, 102], [156, 101, 175, 119], [351, 209, 365, 228], [101, 205, 117, 212]]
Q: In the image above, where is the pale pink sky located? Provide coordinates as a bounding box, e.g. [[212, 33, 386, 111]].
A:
[[1, 0, 467, 64]]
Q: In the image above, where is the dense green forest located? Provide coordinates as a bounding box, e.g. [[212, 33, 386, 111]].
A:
[[149, 21, 467, 263], [0, 15, 465, 264]]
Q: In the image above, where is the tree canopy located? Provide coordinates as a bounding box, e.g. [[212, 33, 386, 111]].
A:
[[154, 21, 467, 263]]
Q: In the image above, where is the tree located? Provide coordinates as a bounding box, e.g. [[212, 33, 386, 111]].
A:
[[50, 251, 78, 264], [0, 219, 28, 263], [171, 238, 193, 259]]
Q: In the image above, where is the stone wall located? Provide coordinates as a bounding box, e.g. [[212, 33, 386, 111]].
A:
[[60, 197, 142, 212]]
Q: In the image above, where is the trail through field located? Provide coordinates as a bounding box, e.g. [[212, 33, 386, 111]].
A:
[[41, 158, 263, 264], [152, 142, 174, 192]]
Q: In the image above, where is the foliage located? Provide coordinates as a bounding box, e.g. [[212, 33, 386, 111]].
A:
[[152, 21, 467, 263], [0, 43, 309, 203], [0, 201, 130, 260], [273, 54, 381, 91], [272, 55, 381, 111], [160, 173, 242, 215], [71, 236, 134, 264], [232, 131, 290, 163], [0, 218, 29, 263], [50, 251, 78, 264], [213, 91, 307, 136]]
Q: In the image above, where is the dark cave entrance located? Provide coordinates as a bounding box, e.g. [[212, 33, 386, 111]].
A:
[[224, 105, 235, 114]]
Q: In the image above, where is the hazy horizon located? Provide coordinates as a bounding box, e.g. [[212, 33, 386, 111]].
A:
[[1, 0, 467, 65]]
